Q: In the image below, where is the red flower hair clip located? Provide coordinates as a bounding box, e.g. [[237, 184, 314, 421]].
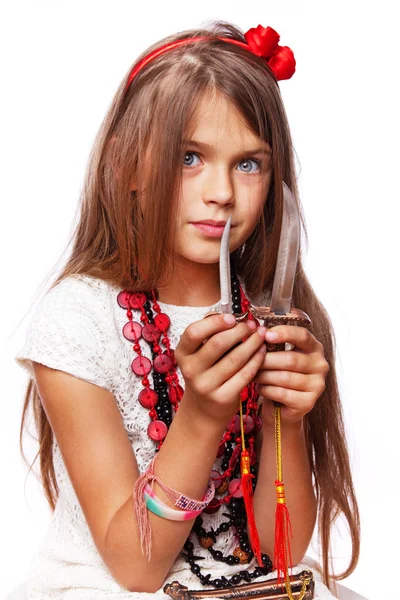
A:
[[244, 25, 296, 81], [125, 24, 296, 92]]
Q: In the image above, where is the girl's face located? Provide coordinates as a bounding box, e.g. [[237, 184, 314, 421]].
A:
[[174, 90, 272, 269]]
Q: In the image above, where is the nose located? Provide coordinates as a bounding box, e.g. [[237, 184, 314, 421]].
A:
[[202, 165, 234, 207]]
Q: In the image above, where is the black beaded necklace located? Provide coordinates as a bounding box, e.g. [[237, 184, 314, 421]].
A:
[[118, 270, 273, 588]]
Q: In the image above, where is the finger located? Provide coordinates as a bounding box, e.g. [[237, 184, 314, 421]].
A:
[[264, 325, 322, 354], [262, 349, 328, 375], [215, 337, 267, 398], [255, 370, 326, 396], [196, 323, 265, 370], [257, 386, 316, 413], [254, 369, 311, 392], [177, 313, 239, 356], [261, 399, 306, 425]]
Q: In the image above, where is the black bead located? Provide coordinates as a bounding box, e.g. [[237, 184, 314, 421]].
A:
[[213, 579, 223, 588], [261, 553, 272, 566], [231, 574, 241, 585], [219, 522, 230, 532], [184, 540, 194, 550], [241, 571, 251, 583], [213, 550, 223, 560], [226, 555, 236, 565], [197, 527, 206, 537], [191, 564, 201, 575]]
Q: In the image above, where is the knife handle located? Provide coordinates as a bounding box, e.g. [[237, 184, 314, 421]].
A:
[[249, 306, 312, 353]]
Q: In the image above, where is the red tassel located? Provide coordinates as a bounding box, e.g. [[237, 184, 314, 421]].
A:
[[274, 479, 293, 588], [241, 449, 263, 566]]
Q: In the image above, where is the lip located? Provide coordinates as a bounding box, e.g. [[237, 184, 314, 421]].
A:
[[191, 221, 230, 238], [193, 220, 227, 227]]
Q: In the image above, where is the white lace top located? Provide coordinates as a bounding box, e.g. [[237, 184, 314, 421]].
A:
[[15, 274, 336, 600]]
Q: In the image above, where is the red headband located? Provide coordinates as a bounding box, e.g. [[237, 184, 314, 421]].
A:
[[124, 25, 296, 93]]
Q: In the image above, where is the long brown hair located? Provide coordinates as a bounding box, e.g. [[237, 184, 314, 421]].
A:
[[19, 19, 360, 589]]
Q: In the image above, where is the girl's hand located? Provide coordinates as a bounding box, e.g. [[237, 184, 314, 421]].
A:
[[174, 315, 268, 425], [254, 325, 330, 426]]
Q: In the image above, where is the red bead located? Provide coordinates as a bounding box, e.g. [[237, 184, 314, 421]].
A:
[[228, 478, 243, 498], [129, 292, 147, 309], [147, 420, 168, 441], [240, 388, 249, 401], [131, 356, 152, 376], [153, 352, 173, 374], [117, 291, 131, 309], [211, 470, 223, 490], [149, 409, 157, 419], [168, 384, 183, 405], [122, 320, 142, 342], [162, 337, 169, 344], [203, 498, 221, 515], [153, 302, 160, 311], [216, 444, 225, 458], [229, 445, 241, 468], [138, 388, 158, 409], [126, 310, 133, 319], [243, 415, 254, 433], [172, 372, 178, 381], [233, 415, 254, 434], [235, 436, 242, 444], [140, 314, 148, 322], [165, 375, 172, 384], [153, 344, 161, 353], [142, 324, 161, 343], [154, 313, 170, 331], [141, 377, 149, 386], [133, 343, 141, 352]]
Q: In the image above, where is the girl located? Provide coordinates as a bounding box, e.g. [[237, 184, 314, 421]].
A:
[[16, 20, 360, 600]]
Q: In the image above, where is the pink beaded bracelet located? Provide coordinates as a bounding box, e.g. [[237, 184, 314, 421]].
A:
[[143, 484, 203, 521], [133, 457, 215, 560]]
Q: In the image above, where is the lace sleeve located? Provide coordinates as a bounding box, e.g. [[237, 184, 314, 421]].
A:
[[15, 276, 117, 394]]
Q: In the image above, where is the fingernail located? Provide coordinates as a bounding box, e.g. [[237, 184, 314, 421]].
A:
[[247, 320, 257, 330], [266, 330, 278, 341], [223, 314, 236, 325], [257, 326, 267, 337], [258, 344, 267, 353]]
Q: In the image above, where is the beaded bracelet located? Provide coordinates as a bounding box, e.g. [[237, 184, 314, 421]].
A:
[[144, 484, 203, 520], [133, 457, 215, 560]]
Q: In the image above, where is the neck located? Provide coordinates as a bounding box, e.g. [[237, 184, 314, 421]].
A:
[[156, 262, 221, 307]]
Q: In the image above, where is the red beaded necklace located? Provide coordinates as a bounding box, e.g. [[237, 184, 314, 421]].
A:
[[116, 282, 267, 570]]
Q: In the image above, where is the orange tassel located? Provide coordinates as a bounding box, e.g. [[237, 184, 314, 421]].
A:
[[273, 403, 294, 594], [240, 449, 262, 566], [274, 479, 293, 587], [239, 397, 263, 567]]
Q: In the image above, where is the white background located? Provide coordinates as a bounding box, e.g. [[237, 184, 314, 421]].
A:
[[1, 1, 399, 599]]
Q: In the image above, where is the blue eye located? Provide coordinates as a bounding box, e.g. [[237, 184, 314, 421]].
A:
[[183, 152, 261, 173], [183, 152, 201, 167], [237, 158, 261, 173]]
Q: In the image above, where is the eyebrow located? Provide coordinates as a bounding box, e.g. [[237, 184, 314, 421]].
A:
[[183, 139, 272, 156]]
